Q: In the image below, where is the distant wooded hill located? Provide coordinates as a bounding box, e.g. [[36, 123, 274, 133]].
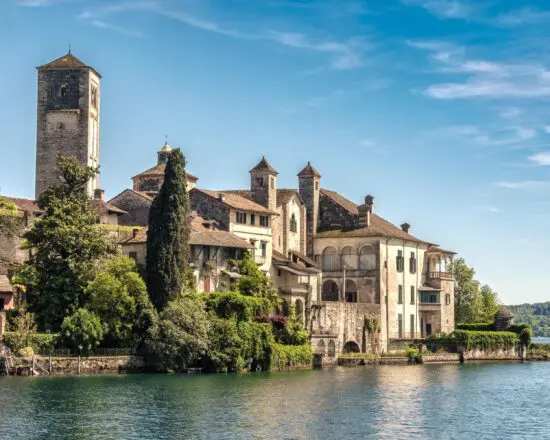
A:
[[508, 302, 550, 337]]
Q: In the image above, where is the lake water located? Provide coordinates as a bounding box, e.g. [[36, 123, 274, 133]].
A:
[[1, 362, 550, 439]]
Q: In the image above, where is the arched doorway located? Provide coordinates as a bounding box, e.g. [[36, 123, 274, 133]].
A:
[[345, 280, 357, 303], [343, 341, 360, 353], [322, 280, 339, 301]]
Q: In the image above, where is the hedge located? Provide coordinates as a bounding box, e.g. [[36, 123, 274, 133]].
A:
[[456, 323, 494, 331], [452, 330, 518, 350], [2, 332, 59, 354], [270, 343, 312, 369], [204, 291, 273, 321]]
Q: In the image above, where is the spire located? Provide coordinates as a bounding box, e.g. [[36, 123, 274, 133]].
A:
[[250, 156, 278, 175], [298, 161, 321, 178]]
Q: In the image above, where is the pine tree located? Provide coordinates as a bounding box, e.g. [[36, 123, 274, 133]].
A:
[[146, 149, 190, 310]]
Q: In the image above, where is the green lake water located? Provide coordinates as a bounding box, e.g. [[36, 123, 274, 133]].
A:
[[1, 362, 549, 439]]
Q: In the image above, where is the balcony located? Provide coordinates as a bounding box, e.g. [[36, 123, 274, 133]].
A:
[[278, 283, 310, 295], [429, 271, 453, 280]]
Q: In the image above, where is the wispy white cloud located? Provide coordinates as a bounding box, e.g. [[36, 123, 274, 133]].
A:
[[528, 152, 550, 166], [91, 20, 143, 38], [409, 40, 550, 99], [476, 205, 502, 213], [360, 139, 387, 155], [429, 124, 536, 147], [544, 126, 550, 134], [498, 106, 523, 120], [496, 180, 550, 191], [494, 7, 550, 26], [401, 0, 478, 19], [14, 0, 79, 6]]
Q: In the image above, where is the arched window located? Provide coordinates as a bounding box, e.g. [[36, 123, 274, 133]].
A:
[[345, 280, 357, 303], [359, 245, 376, 270], [317, 339, 326, 354], [322, 280, 339, 301], [343, 341, 360, 353], [341, 246, 358, 270], [322, 247, 340, 271], [328, 340, 336, 357], [295, 298, 304, 323], [281, 300, 289, 316], [290, 213, 297, 233]]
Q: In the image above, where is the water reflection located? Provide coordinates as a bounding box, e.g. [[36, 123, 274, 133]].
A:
[[1, 363, 550, 439]]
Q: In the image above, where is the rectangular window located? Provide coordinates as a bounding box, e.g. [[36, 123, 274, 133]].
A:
[[236, 212, 247, 224], [445, 293, 451, 305], [261, 242, 267, 257], [259, 215, 269, 227], [410, 286, 415, 304], [410, 314, 415, 338], [398, 314, 403, 338], [398, 285, 403, 304], [250, 214, 256, 225], [409, 252, 417, 274], [396, 250, 404, 272]]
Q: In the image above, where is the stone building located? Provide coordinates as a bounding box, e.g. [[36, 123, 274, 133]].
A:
[[35, 52, 101, 198], [119, 213, 253, 292]]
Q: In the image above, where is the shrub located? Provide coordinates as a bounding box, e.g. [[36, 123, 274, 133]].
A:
[[204, 291, 273, 321], [2, 332, 59, 354], [452, 330, 518, 350], [456, 323, 494, 331], [270, 343, 312, 369], [18, 347, 34, 357], [519, 327, 532, 346], [60, 308, 104, 356], [405, 347, 422, 363]]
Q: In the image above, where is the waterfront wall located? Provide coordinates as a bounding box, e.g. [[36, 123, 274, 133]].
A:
[[9, 356, 146, 376]]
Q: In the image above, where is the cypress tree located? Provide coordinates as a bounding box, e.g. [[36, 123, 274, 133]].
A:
[[146, 149, 190, 310]]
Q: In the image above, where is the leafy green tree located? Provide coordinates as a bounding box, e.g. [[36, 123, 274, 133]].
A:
[[281, 305, 309, 345], [147, 293, 209, 371], [0, 197, 24, 238], [23, 156, 115, 331], [478, 284, 501, 323], [86, 255, 156, 347], [452, 258, 481, 323], [203, 316, 244, 372], [146, 149, 191, 310], [232, 251, 279, 306], [60, 308, 104, 355]]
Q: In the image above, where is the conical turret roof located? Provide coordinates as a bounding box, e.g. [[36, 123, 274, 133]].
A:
[[250, 156, 278, 175], [298, 161, 321, 178]]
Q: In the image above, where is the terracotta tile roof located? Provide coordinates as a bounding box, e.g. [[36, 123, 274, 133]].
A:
[[320, 188, 359, 214], [0, 275, 12, 293], [108, 188, 154, 205], [250, 156, 278, 175], [38, 53, 101, 77], [1, 196, 40, 214], [298, 161, 321, 178], [272, 250, 320, 273], [276, 189, 303, 206], [90, 200, 127, 216], [132, 163, 198, 182], [426, 246, 456, 255], [289, 250, 320, 269], [317, 188, 434, 245], [121, 215, 253, 250], [195, 189, 277, 215]]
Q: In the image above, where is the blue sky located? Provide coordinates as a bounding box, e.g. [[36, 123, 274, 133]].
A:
[[2, 0, 550, 304]]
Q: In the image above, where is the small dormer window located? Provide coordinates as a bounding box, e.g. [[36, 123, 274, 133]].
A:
[[58, 84, 68, 98]]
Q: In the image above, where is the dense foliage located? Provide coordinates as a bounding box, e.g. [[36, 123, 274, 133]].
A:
[[456, 323, 494, 331], [146, 149, 191, 310], [0, 197, 24, 237], [2, 332, 59, 355], [270, 343, 312, 369], [449, 330, 518, 350], [60, 308, 104, 356], [204, 291, 273, 321], [21, 156, 115, 331], [452, 258, 501, 324], [86, 255, 156, 347], [508, 302, 550, 337], [146, 293, 210, 372]]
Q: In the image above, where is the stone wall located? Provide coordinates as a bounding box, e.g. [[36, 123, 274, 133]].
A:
[[15, 356, 146, 376], [298, 174, 319, 257], [318, 193, 358, 232], [462, 346, 519, 361], [109, 190, 152, 226], [189, 190, 231, 231]]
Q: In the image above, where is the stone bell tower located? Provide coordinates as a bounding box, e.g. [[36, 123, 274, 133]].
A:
[[35, 52, 101, 198]]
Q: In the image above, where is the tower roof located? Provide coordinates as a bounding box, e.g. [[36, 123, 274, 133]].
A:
[[38, 53, 101, 77], [298, 161, 321, 178], [158, 142, 173, 154], [250, 156, 278, 175]]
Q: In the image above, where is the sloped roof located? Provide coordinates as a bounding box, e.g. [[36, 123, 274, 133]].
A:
[[298, 161, 321, 178], [1, 196, 40, 214], [317, 188, 433, 245], [132, 163, 198, 182], [250, 156, 278, 175], [194, 189, 277, 214], [108, 188, 154, 205], [427, 246, 456, 255], [272, 250, 320, 273], [38, 53, 101, 77], [90, 200, 127, 216], [276, 189, 303, 207], [121, 215, 253, 249], [158, 142, 173, 153]]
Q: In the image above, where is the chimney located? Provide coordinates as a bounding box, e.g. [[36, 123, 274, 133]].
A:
[[218, 192, 225, 202], [358, 194, 374, 228], [401, 223, 411, 233], [94, 189, 105, 201], [132, 228, 139, 238]]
